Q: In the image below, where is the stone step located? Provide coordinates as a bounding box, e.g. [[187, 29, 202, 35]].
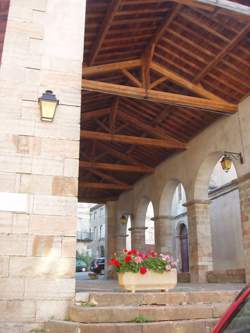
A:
[[45, 318, 217, 333], [76, 290, 238, 307], [69, 302, 229, 323]]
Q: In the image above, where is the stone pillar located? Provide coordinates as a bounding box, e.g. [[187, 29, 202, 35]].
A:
[[131, 227, 147, 252], [116, 234, 127, 254], [238, 174, 250, 282], [0, 0, 85, 331], [105, 201, 117, 278], [154, 215, 173, 254], [185, 201, 213, 283]]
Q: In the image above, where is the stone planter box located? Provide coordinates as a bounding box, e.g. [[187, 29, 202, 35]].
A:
[[118, 269, 177, 293]]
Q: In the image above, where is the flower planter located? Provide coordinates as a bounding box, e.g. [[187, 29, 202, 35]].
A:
[[118, 269, 177, 293]]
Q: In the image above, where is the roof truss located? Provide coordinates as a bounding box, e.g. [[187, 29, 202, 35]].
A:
[[82, 78, 237, 114]]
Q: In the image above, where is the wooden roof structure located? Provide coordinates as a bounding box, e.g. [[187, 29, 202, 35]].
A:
[[80, 0, 250, 203], [0, 0, 10, 65]]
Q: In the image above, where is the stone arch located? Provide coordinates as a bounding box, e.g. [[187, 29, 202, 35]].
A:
[[159, 178, 187, 216], [135, 195, 153, 227], [193, 151, 239, 201]]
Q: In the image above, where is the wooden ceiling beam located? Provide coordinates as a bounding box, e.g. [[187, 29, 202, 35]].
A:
[[151, 62, 226, 102], [82, 79, 237, 114], [78, 195, 118, 204], [193, 24, 250, 83], [87, 0, 122, 65], [83, 59, 141, 76], [83, 108, 110, 121], [88, 168, 126, 185], [79, 181, 132, 191], [121, 69, 142, 88], [170, 0, 250, 16], [149, 76, 169, 89], [81, 130, 186, 149], [80, 161, 154, 173], [95, 141, 145, 166], [118, 110, 186, 146], [142, 4, 181, 92], [110, 97, 120, 132]]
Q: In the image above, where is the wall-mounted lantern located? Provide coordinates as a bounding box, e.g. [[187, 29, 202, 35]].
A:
[[38, 90, 59, 122], [221, 152, 243, 172], [119, 214, 127, 225]]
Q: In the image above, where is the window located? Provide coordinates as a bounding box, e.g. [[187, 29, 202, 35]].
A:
[[100, 207, 104, 217]]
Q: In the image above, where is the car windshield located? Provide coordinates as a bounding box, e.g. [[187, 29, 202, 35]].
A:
[[221, 295, 250, 333], [97, 259, 105, 264]]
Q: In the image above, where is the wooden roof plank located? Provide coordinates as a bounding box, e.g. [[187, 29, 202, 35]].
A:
[[151, 61, 226, 101], [170, 0, 250, 16], [80, 161, 154, 173], [194, 23, 250, 83], [87, 0, 123, 65]]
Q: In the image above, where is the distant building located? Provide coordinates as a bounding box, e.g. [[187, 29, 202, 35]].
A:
[[76, 203, 94, 256], [88, 204, 106, 258]]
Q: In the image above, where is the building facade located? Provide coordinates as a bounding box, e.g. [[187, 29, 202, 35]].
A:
[[88, 204, 106, 258], [76, 202, 93, 256]]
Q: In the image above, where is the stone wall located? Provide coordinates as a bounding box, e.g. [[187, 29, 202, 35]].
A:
[[209, 186, 244, 270], [0, 0, 85, 331]]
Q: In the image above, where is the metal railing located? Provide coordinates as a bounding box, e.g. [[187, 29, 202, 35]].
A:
[[77, 231, 93, 241]]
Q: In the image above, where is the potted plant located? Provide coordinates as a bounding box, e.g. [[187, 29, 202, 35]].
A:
[[109, 249, 177, 293]]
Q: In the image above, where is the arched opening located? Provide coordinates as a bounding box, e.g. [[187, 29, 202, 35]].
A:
[[171, 183, 189, 273], [208, 158, 244, 274], [126, 216, 132, 251], [145, 202, 155, 250]]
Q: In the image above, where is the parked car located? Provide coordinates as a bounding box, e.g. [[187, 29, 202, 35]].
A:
[[76, 259, 87, 272], [212, 284, 250, 333], [90, 257, 105, 274]]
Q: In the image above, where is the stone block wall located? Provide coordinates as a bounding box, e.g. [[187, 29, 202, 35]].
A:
[[0, 0, 85, 331], [239, 174, 250, 282]]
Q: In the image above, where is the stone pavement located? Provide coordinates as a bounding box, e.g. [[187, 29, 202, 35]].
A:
[[76, 276, 244, 292]]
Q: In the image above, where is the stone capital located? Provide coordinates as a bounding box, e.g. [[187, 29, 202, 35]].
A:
[[129, 227, 147, 231], [151, 215, 173, 222], [183, 199, 211, 207], [116, 233, 128, 238]]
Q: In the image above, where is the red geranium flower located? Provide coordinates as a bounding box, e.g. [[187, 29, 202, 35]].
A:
[[125, 255, 132, 263], [110, 258, 121, 267], [150, 251, 157, 258], [140, 266, 147, 274]]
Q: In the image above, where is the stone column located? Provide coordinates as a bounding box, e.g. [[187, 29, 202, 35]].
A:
[[116, 234, 127, 254], [130, 227, 147, 252], [238, 173, 250, 282], [185, 200, 213, 283], [0, 0, 85, 331], [154, 215, 173, 254], [105, 201, 117, 278]]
